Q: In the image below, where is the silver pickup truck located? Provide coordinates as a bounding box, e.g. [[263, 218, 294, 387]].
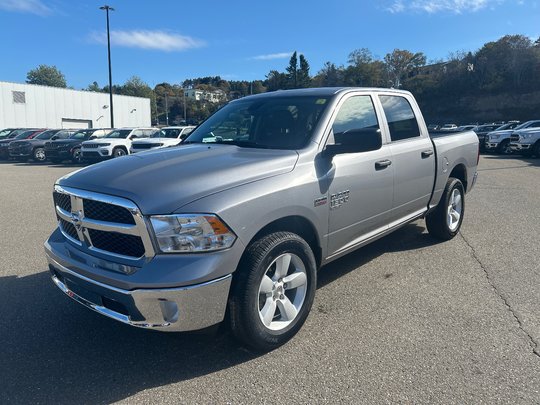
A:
[[45, 88, 479, 350]]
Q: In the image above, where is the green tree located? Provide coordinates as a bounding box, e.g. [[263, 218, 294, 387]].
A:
[[384, 49, 426, 88], [26, 65, 67, 88], [87, 81, 101, 92], [286, 51, 298, 89], [298, 54, 311, 88], [312, 62, 343, 87], [265, 70, 288, 91]]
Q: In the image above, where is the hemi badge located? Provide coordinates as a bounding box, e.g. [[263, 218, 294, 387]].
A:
[[314, 196, 328, 207]]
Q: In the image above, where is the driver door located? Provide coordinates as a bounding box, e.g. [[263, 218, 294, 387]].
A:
[[326, 94, 394, 257]]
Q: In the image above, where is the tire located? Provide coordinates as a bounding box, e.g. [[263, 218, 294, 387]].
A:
[[496, 139, 512, 155], [426, 177, 465, 240], [229, 232, 317, 351], [112, 147, 127, 158], [71, 148, 82, 163], [533, 142, 540, 158], [33, 147, 46, 162]]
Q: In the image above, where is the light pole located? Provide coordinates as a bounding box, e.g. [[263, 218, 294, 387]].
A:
[[100, 5, 115, 128]]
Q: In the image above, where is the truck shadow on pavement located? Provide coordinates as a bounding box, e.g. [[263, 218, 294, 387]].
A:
[[0, 222, 437, 404]]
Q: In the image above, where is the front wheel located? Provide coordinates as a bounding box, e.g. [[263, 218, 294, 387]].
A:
[[533, 142, 540, 158], [33, 147, 46, 162], [229, 232, 317, 351], [496, 139, 512, 155], [71, 148, 83, 163], [426, 177, 465, 240], [112, 147, 127, 158]]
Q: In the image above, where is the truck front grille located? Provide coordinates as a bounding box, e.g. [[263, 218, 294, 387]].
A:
[[84, 199, 135, 225], [88, 229, 145, 257], [53, 185, 155, 261], [59, 218, 79, 240], [53, 191, 72, 212]]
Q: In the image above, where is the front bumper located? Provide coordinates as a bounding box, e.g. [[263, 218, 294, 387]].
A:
[[510, 143, 531, 151], [46, 249, 232, 331], [485, 142, 499, 150], [82, 147, 112, 159], [45, 148, 71, 159]]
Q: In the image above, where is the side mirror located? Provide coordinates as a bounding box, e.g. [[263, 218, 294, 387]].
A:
[[179, 134, 188, 141], [89, 135, 97, 140], [322, 128, 382, 158], [129, 135, 137, 140], [51, 135, 58, 140]]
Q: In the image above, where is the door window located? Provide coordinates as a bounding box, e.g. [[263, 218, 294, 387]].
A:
[[332, 96, 379, 144], [379, 95, 420, 141]]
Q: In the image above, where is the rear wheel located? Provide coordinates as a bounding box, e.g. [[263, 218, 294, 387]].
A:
[[229, 232, 317, 351], [112, 147, 127, 158], [33, 147, 46, 162], [426, 177, 465, 240]]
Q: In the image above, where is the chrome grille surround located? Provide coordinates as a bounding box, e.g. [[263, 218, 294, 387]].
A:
[[53, 185, 155, 261]]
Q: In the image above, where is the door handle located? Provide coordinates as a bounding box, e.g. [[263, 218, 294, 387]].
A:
[[375, 159, 392, 170], [421, 149, 434, 158]]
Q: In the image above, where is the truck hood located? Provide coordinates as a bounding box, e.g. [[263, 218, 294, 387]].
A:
[[58, 144, 299, 214]]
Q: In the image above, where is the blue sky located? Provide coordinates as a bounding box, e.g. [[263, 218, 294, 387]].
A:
[[0, 0, 539, 89]]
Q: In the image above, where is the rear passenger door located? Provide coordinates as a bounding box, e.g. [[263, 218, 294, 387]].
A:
[[378, 94, 435, 223], [326, 94, 394, 256]]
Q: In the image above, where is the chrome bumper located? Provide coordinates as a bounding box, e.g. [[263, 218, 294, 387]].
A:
[[510, 143, 530, 151], [46, 250, 232, 332]]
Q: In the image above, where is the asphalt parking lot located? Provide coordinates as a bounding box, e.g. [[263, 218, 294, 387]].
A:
[[1, 155, 539, 404]]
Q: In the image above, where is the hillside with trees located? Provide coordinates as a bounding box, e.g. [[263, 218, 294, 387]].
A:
[[30, 34, 538, 125]]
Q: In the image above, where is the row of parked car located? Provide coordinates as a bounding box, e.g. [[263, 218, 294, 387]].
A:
[[428, 120, 540, 156], [0, 126, 196, 164]]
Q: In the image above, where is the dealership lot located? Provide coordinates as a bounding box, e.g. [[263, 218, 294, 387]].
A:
[[1, 155, 539, 403]]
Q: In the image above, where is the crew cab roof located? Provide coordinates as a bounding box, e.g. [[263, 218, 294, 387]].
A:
[[234, 87, 412, 102]]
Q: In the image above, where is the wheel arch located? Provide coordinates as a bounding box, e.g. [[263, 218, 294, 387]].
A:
[[246, 216, 322, 269], [449, 164, 468, 192]]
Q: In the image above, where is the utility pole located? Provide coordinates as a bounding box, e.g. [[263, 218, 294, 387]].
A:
[[165, 93, 169, 126], [100, 5, 115, 128], [183, 89, 187, 124]]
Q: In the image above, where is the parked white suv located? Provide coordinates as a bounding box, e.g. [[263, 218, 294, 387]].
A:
[[130, 126, 195, 153], [510, 127, 540, 157], [81, 128, 157, 160], [486, 120, 540, 154]]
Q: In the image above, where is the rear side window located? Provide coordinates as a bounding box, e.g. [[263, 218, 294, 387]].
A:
[[379, 95, 420, 141], [332, 96, 379, 142]]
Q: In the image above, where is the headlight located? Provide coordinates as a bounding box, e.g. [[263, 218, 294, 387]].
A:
[[521, 133, 532, 139], [489, 134, 500, 140], [150, 214, 236, 253]]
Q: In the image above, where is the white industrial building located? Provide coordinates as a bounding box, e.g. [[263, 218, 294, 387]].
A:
[[0, 81, 151, 129]]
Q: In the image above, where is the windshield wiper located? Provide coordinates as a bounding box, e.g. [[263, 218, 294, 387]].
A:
[[218, 140, 271, 149]]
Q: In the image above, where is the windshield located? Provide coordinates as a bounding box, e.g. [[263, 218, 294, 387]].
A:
[[35, 130, 59, 140], [516, 121, 539, 130], [0, 129, 14, 138], [152, 128, 182, 139], [15, 130, 37, 139], [105, 129, 132, 139], [69, 130, 95, 140], [184, 96, 330, 149]]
